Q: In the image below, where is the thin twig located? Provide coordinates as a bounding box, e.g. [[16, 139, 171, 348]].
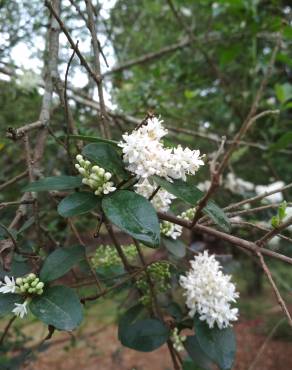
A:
[[257, 252, 292, 326]]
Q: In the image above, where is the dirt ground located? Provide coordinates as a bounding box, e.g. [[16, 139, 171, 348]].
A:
[[20, 319, 292, 370]]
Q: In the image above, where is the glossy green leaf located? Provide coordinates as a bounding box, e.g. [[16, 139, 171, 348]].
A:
[[23, 176, 82, 192], [29, 285, 83, 331], [82, 142, 128, 179], [194, 318, 236, 370], [57, 192, 100, 217], [118, 305, 169, 352], [39, 245, 85, 282], [184, 336, 213, 370], [0, 294, 23, 316], [69, 134, 118, 146], [102, 190, 160, 247], [162, 237, 186, 258], [153, 176, 231, 232]]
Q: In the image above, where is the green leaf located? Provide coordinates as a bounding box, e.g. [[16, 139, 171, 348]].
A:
[[270, 132, 292, 151], [275, 83, 292, 104], [184, 336, 213, 370], [194, 318, 236, 370], [23, 176, 82, 192], [162, 237, 186, 258], [183, 358, 206, 370], [153, 176, 231, 232], [102, 190, 160, 247], [82, 143, 128, 179], [39, 245, 85, 282], [69, 134, 118, 146], [29, 285, 83, 331], [57, 192, 100, 217], [0, 294, 23, 316], [118, 305, 169, 352], [153, 176, 202, 204], [165, 302, 183, 321]]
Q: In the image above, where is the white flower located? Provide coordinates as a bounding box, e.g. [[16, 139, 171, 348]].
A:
[[12, 301, 28, 319], [179, 251, 239, 329], [255, 181, 284, 203], [0, 276, 16, 294], [225, 173, 254, 194], [138, 116, 168, 140], [167, 146, 205, 181], [134, 179, 175, 212], [160, 221, 183, 239], [119, 116, 204, 181]]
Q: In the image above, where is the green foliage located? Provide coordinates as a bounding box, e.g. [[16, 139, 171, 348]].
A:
[[118, 304, 169, 352], [70, 134, 118, 146], [57, 192, 101, 217], [271, 201, 287, 228], [102, 190, 161, 246], [39, 245, 85, 282], [184, 336, 213, 370], [82, 143, 128, 180], [23, 176, 82, 192], [194, 317, 236, 370], [153, 176, 231, 232], [29, 285, 83, 331], [162, 236, 186, 258]]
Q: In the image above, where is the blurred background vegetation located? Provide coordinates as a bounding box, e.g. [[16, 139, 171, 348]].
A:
[[0, 0, 292, 369]]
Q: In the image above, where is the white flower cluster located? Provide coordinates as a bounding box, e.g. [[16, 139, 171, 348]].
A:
[[119, 117, 204, 181], [0, 273, 45, 319], [160, 221, 183, 239], [134, 178, 175, 212], [179, 251, 239, 329], [170, 327, 186, 352], [0, 277, 25, 319], [75, 154, 116, 196]]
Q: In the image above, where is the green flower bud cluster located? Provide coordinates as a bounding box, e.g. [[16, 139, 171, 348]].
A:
[[136, 261, 171, 306], [15, 273, 44, 296], [91, 244, 137, 268], [180, 207, 196, 221], [170, 327, 186, 352], [75, 154, 116, 196], [160, 221, 182, 239]]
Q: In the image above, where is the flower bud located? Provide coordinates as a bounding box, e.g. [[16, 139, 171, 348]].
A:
[[16, 277, 23, 285], [37, 289, 44, 295], [78, 167, 86, 176], [28, 273, 36, 281], [104, 172, 112, 180], [36, 282, 44, 290], [31, 278, 39, 287], [76, 154, 83, 162], [98, 168, 105, 176], [92, 165, 100, 173]]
